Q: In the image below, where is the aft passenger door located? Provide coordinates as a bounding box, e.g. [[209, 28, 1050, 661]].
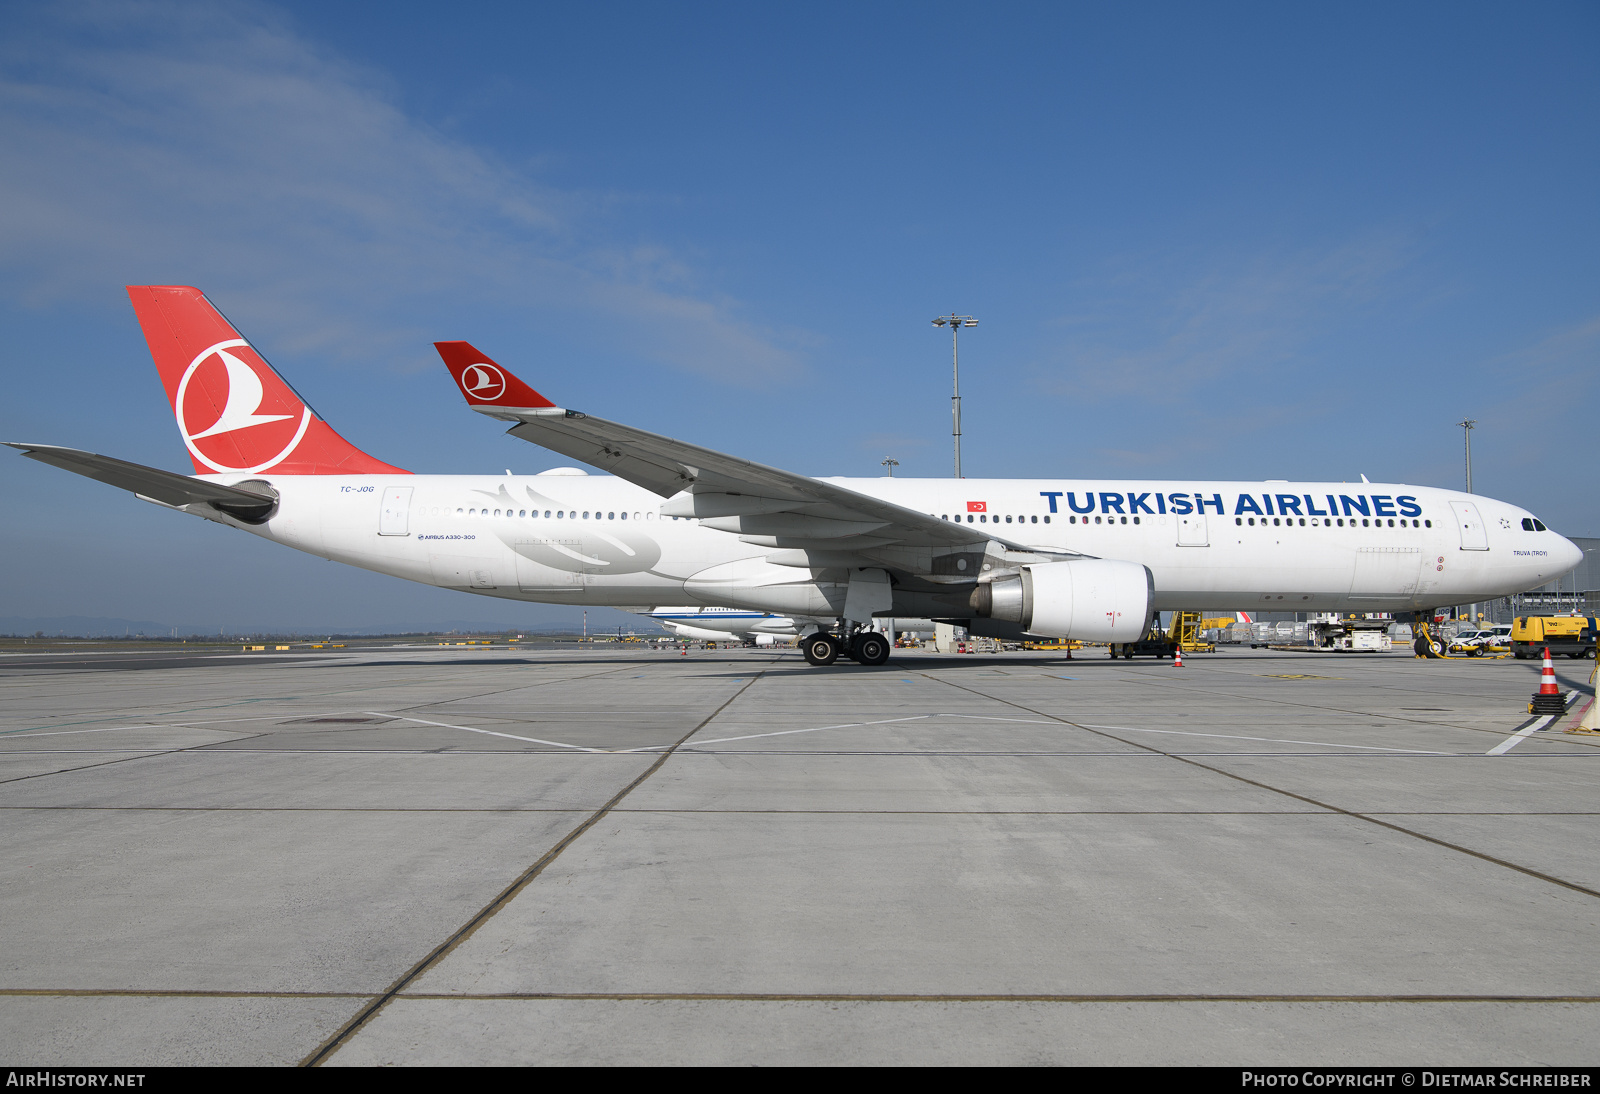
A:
[[379, 486, 412, 536], [1448, 501, 1489, 551]]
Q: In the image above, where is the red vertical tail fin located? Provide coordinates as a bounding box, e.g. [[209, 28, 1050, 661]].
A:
[[127, 286, 407, 476]]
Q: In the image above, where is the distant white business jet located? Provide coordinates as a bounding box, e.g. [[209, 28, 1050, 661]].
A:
[[7, 286, 1582, 667]]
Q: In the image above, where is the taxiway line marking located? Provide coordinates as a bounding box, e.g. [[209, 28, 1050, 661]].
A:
[[303, 674, 766, 1066], [926, 674, 1600, 901], [627, 715, 931, 750], [367, 713, 607, 753], [1080, 724, 1449, 755], [1486, 715, 1556, 756], [0, 724, 179, 740]]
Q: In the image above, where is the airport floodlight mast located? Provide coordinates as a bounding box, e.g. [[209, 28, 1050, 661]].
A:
[[1458, 418, 1477, 493], [931, 314, 978, 477], [881, 458, 898, 477]]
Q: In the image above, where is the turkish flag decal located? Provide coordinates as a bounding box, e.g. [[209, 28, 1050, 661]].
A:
[[967, 501, 987, 512]]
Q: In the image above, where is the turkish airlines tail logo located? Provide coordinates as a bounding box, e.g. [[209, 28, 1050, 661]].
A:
[[128, 286, 407, 477], [187, 345, 293, 438], [434, 341, 556, 409]]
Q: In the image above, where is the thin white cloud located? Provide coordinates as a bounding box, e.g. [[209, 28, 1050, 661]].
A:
[[0, 0, 797, 383], [1034, 233, 1416, 403]]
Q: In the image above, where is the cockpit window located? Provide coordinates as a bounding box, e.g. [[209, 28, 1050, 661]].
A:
[[1534, 519, 1547, 531], [1522, 518, 1535, 531]]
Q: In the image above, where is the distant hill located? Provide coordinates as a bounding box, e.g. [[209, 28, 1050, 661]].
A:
[[0, 616, 182, 638]]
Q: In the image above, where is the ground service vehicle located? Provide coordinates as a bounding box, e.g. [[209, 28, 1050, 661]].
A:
[[1511, 617, 1597, 659], [1450, 625, 1512, 655]]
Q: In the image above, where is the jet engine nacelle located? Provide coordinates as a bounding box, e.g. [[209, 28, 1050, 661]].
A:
[[971, 559, 1154, 643], [662, 623, 743, 642]]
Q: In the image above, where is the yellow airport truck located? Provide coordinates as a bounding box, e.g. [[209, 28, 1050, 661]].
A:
[[1510, 616, 1596, 660]]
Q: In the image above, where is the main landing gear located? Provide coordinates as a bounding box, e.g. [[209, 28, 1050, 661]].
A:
[[802, 629, 891, 667]]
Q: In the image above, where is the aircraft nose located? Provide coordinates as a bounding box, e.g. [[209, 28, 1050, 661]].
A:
[[1554, 533, 1584, 575]]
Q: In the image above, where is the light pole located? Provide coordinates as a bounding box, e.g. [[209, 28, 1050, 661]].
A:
[[931, 314, 978, 478], [1457, 418, 1477, 494], [881, 458, 898, 477], [1458, 418, 1479, 625]]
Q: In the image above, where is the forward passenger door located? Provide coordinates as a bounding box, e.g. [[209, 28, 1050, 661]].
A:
[[1448, 501, 1489, 551]]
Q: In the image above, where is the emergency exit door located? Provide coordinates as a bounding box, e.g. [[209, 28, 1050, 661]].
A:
[[1177, 513, 1209, 546], [379, 486, 413, 536]]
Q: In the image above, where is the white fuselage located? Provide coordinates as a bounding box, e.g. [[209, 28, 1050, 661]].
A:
[[204, 473, 1580, 618], [649, 606, 800, 641]]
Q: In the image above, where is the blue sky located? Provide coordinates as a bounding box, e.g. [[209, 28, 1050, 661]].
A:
[[1, 0, 1594, 632]]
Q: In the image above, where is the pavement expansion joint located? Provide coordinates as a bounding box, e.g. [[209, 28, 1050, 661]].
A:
[[924, 670, 1600, 902], [299, 671, 767, 1067], [7, 647, 1600, 1065]]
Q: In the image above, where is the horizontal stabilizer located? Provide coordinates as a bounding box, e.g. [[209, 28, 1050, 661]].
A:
[[5, 443, 278, 523]]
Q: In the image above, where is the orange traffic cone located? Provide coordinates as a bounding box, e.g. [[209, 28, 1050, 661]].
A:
[[680, 644, 687, 657], [1530, 647, 1566, 714], [1173, 647, 1184, 668]]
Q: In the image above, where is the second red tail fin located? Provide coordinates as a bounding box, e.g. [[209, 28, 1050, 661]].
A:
[[128, 286, 408, 476]]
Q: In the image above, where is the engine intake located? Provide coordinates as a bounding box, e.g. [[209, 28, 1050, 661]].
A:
[[970, 559, 1153, 643]]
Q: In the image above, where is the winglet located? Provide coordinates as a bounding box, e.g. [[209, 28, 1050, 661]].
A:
[[434, 341, 557, 413]]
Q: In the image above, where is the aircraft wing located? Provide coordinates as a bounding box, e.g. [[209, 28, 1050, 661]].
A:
[[434, 342, 1087, 575], [5, 443, 278, 522]]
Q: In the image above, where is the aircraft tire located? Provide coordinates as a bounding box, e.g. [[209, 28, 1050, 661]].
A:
[[802, 633, 840, 666], [851, 633, 890, 666]]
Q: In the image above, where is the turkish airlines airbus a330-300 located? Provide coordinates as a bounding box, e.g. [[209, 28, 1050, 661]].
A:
[[7, 286, 1583, 667]]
